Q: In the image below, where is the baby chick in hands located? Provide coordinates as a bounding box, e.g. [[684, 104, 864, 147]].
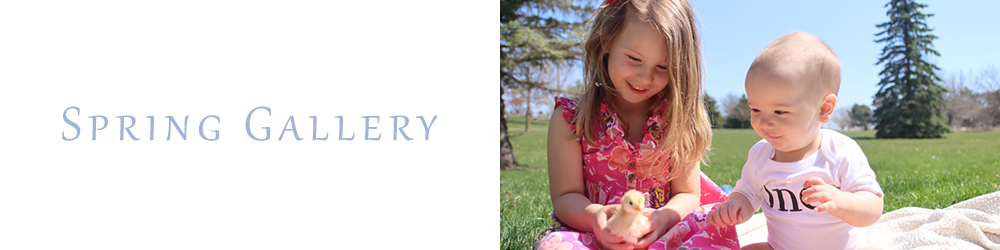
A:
[[606, 190, 650, 244]]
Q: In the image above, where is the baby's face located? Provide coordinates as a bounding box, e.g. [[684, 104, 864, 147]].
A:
[[745, 69, 826, 161]]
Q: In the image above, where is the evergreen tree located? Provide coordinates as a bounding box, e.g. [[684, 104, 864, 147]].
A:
[[704, 94, 723, 128], [872, 0, 949, 138], [500, 0, 593, 169]]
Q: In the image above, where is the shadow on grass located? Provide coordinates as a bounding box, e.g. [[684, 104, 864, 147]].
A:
[[852, 136, 955, 140], [502, 165, 548, 172]]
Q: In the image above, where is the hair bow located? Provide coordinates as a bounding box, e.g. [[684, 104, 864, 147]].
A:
[[608, 0, 615, 6]]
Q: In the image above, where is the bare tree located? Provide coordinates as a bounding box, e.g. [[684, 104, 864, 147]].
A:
[[980, 65, 1000, 92], [978, 65, 1000, 127], [942, 71, 981, 128], [532, 61, 577, 122], [721, 93, 750, 128], [832, 108, 853, 131], [504, 62, 577, 132]]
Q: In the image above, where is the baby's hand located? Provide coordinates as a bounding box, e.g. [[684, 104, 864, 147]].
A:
[[707, 201, 746, 227], [801, 176, 847, 217]]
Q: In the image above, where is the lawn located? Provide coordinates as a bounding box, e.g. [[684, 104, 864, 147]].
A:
[[500, 118, 1000, 249]]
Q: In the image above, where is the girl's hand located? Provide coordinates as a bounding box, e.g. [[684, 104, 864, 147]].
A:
[[801, 176, 847, 217], [592, 204, 635, 250], [634, 209, 677, 249]]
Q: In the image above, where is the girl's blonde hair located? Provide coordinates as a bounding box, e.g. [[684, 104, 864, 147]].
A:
[[575, 0, 712, 183]]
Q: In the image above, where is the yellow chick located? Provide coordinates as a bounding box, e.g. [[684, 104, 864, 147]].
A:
[[606, 190, 650, 244]]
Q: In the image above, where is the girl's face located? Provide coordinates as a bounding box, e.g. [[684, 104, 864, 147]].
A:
[[606, 14, 670, 110]]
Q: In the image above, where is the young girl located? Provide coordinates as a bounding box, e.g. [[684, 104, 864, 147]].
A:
[[534, 0, 737, 249]]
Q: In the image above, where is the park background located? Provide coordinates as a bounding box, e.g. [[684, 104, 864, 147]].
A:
[[501, 0, 1000, 249]]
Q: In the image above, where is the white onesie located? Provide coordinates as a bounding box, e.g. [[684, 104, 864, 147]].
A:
[[732, 129, 883, 250]]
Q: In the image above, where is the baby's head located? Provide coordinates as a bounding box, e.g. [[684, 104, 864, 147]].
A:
[[744, 32, 840, 159]]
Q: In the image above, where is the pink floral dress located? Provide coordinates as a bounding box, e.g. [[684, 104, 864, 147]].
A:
[[535, 97, 738, 250]]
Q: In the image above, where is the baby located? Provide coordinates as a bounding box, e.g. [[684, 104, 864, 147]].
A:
[[706, 32, 884, 250]]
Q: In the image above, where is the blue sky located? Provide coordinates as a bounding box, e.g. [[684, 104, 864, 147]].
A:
[[692, 0, 1000, 112]]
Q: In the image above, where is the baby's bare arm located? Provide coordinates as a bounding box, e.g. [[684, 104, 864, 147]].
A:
[[802, 177, 884, 227], [831, 190, 883, 227], [707, 192, 754, 226]]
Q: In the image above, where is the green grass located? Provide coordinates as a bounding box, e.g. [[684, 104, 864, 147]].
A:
[[505, 116, 550, 169], [500, 170, 553, 249], [500, 124, 1000, 250], [701, 129, 769, 186], [845, 130, 1000, 209]]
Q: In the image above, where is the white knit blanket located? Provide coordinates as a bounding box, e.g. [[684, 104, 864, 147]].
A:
[[736, 191, 1000, 249]]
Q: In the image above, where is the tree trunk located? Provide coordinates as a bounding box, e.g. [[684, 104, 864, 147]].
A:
[[524, 89, 532, 132], [501, 87, 519, 169]]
